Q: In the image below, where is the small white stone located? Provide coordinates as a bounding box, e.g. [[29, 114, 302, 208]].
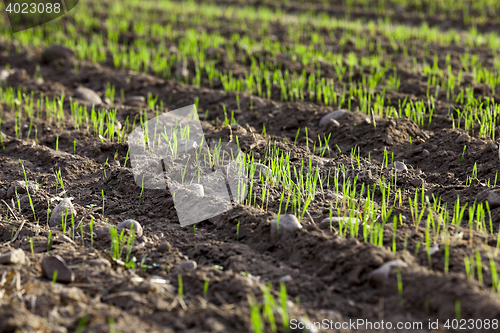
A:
[[387, 161, 408, 171], [178, 260, 197, 272], [0, 69, 9, 81], [368, 260, 407, 287], [49, 198, 77, 228], [321, 216, 360, 224], [7, 180, 39, 198], [116, 219, 143, 237], [279, 275, 293, 283], [75, 86, 102, 105], [270, 214, 302, 241], [0, 249, 26, 265], [319, 110, 347, 127], [253, 163, 270, 179], [455, 134, 470, 144]]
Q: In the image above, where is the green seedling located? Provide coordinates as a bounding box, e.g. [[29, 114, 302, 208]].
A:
[[47, 231, 52, 252], [75, 316, 89, 333], [203, 280, 209, 298], [62, 207, 69, 234], [139, 174, 145, 203], [177, 274, 184, 300], [396, 268, 403, 307], [444, 244, 449, 274], [71, 213, 75, 240], [415, 241, 421, 256], [248, 294, 264, 333], [109, 317, 117, 333], [90, 216, 94, 248], [280, 282, 289, 331], [476, 250, 483, 284], [19, 160, 36, 221], [52, 270, 58, 285], [236, 220, 240, 241]]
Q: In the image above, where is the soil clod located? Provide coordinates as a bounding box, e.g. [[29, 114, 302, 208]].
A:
[[41, 44, 74, 63], [0, 249, 26, 265]]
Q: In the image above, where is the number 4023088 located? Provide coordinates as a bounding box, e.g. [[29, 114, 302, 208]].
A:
[[6, 2, 62, 14]]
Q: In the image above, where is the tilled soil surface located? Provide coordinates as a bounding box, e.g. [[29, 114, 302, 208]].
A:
[[2, 2, 500, 333]]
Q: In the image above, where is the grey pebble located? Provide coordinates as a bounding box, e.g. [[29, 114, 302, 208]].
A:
[[319, 110, 347, 127], [368, 260, 407, 287], [7, 180, 39, 199], [49, 198, 77, 228], [387, 161, 407, 171], [270, 214, 302, 241], [455, 134, 470, 144], [75, 86, 102, 105], [279, 275, 293, 283], [41, 255, 75, 283], [0, 249, 26, 265], [253, 163, 270, 179], [157, 242, 172, 252], [87, 258, 111, 267], [116, 219, 143, 237], [178, 260, 197, 272], [125, 96, 145, 104]]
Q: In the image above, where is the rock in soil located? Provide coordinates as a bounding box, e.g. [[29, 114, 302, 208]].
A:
[[56, 234, 75, 244], [7, 180, 39, 198], [41, 44, 74, 63], [74, 86, 102, 105], [178, 260, 197, 272], [0, 249, 26, 265], [253, 163, 270, 179], [41, 255, 75, 283], [87, 258, 111, 267], [368, 260, 407, 287], [387, 161, 408, 171], [478, 190, 500, 208], [157, 242, 172, 252], [270, 214, 302, 241], [49, 198, 77, 228], [319, 110, 347, 127], [322, 216, 360, 224], [455, 133, 470, 144], [422, 149, 430, 158], [279, 275, 293, 283], [125, 96, 145, 105], [117, 219, 143, 237], [0, 68, 10, 81]]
